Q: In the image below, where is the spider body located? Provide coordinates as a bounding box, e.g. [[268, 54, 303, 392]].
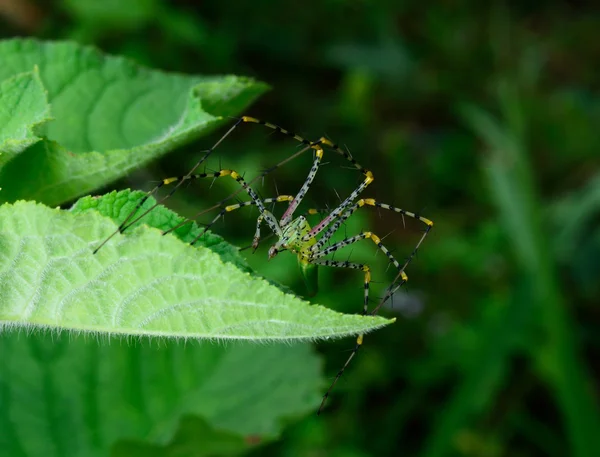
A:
[[268, 216, 315, 259]]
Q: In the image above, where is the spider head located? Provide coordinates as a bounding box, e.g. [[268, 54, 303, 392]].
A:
[[268, 245, 280, 260]]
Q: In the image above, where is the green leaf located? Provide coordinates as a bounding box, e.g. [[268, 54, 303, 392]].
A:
[[0, 39, 268, 205], [71, 189, 251, 271], [111, 416, 248, 457], [0, 192, 388, 457], [0, 69, 52, 162], [0, 332, 321, 457], [0, 194, 393, 339]]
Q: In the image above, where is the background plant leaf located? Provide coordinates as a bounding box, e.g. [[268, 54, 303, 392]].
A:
[[0, 331, 321, 457], [0, 39, 268, 205], [111, 415, 248, 457], [0, 69, 52, 164]]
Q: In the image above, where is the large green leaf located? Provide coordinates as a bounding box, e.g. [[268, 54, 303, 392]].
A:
[[0, 193, 393, 339], [0, 70, 51, 162], [0, 191, 393, 456], [0, 39, 268, 205], [0, 332, 321, 457]]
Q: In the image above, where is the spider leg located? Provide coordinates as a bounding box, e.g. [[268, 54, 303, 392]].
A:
[[187, 195, 293, 246], [93, 119, 246, 253], [141, 169, 284, 245], [96, 116, 326, 252], [242, 116, 370, 177], [302, 170, 374, 242], [279, 144, 324, 226], [307, 200, 433, 413], [241, 117, 374, 227], [307, 258, 371, 415]]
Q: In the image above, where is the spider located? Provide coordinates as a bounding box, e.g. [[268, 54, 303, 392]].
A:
[[94, 116, 433, 414]]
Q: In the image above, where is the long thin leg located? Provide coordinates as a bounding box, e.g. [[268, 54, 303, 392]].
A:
[[307, 258, 371, 415], [313, 198, 433, 252], [96, 169, 285, 252], [309, 201, 433, 413], [188, 195, 293, 246], [312, 198, 432, 305], [372, 223, 432, 315], [301, 171, 374, 242], [279, 144, 323, 226], [162, 117, 375, 237], [93, 118, 245, 253], [195, 169, 283, 236], [241, 117, 371, 178], [240, 117, 376, 227], [95, 115, 329, 252], [163, 143, 316, 237]]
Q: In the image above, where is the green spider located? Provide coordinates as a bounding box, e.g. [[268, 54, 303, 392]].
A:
[[95, 116, 433, 414]]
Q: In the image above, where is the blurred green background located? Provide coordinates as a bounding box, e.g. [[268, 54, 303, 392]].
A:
[[2, 1, 599, 456]]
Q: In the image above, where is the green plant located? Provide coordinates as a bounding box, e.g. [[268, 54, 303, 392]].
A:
[[0, 39, 393, 457]]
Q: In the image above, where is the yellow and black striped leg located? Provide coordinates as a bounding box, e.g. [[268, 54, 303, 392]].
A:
[[309, 258, 371, 415], [164, 117, 373, 237], [372, 219, 432, 315], [93, 119, 248, 253], [242, 116, 377, 229], [241, 116, 370, 178], [301, 170, 374, 243], [280, 144, 324, 225], [310, 198, 432, 302], [95, 115, 318, 253], [187, 195, 293, 246], [311, 231, 407, 413], [312, 231, 406, 282], [93, 171, 218, 253], [95, 168, 285, 252], [149, 169, 284, 242], [360, 201, 433, 315]]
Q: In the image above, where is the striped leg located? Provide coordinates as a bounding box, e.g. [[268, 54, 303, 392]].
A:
[[312, 231, 406, 283], [372, 217, 432, 315], [165, 116, 374, 237], [93, 119, 246, 253], [181, 169, 283, 239], [95, 115, 325, 253], [308, 259, 371, 415], [310, 201, 433, 413], [280, 144, 324, 225], [311, 199, 432, 301], [188, 195, 294, 246], [241, 116, 371, 178], [301, 170, 374, 243], [313, 198, 433, 252], [163, 143, 315, 237], [95, 169, 285, 252], [362, 201, 433, 315], [240, 117, 375, 228]]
